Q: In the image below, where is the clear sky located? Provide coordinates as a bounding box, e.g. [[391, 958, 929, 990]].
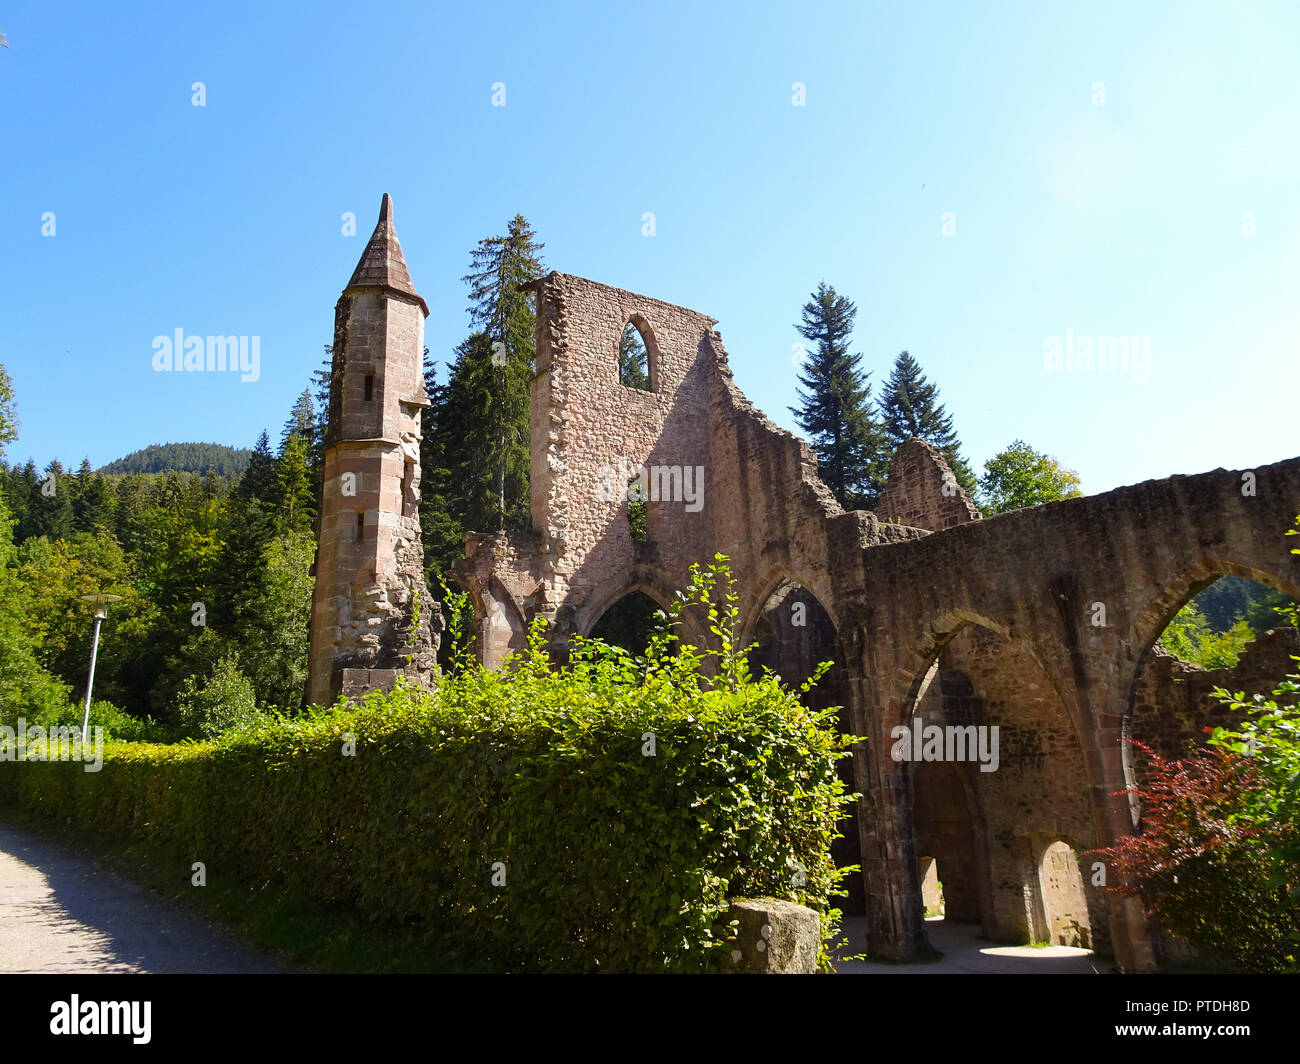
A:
[[1, 0, 1296, 494]]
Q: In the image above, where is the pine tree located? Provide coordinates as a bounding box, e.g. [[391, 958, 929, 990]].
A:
[[238, 431, 278, 507], [71, 457, 113, 533], [618, 324, 650, 390], [878, 351, 977, 495], [789, 283, 887, 510], [274, 434, 316, 536], [280, 388, 316, 454], [457, 214, 544, 529], [310, 347, 332, 492], [214, 431, 278, 622], [27, 459, 73, 540], [431, 332, 530, 539], [419, 353, 465, 583]]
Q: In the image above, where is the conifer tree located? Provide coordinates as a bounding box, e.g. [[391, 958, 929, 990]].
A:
[[274, 432, 315, 537], [27, 459, 73, 540], [789, 282, 887, 510], [456, 214, 544, 529], [878, 350, 977, 495], [419, 352, 466, 582], [71, 457, 112, 533]]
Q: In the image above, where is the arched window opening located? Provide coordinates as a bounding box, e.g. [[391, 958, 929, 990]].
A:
[[588, 591, 664, 657], [618, 321, 651, 390], [1156, 575, 1296, 669]]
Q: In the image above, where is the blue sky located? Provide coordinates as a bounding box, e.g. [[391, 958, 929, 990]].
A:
[[1, 0, 1296, 494]]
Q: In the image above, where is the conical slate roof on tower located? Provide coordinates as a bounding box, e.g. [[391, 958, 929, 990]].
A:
[[347, 193, 428, 314]]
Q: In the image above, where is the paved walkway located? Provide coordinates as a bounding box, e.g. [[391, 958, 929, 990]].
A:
[[0, 819, 282, 973], [831, 915, 1108, 973]]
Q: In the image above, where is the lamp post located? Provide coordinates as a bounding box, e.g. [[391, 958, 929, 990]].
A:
[[79, 593, 121, 744]]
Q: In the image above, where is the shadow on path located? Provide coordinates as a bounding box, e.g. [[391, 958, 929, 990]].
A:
[[0, 818, 283, 974], [831, 916, 1110, 974]]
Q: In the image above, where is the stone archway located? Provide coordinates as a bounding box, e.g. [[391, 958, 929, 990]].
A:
[[893, 617, 1100, 950], [746, 578, 863, 914]]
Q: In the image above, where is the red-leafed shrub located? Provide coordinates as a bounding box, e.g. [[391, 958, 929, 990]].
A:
[[1092, 739, 1299, 972]]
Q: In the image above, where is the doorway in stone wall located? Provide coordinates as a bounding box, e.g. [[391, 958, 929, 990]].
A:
[[1036, 840, 1092, 948], [918, 855, 945, 919]]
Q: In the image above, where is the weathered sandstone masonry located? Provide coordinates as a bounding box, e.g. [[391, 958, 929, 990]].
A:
[[455, 270, 1300, 972], [307, 213, 1300, 971], [306, 196, 441, 707]]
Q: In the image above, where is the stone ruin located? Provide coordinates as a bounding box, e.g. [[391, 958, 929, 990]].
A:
[[306, 195, 441, 708], [309, 195, 1300, 971]]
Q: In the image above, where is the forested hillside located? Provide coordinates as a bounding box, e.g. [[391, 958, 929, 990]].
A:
[[99, 442, 252, 477]]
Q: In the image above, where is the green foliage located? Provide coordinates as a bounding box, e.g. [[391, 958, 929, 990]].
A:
[[0, 362, 18, 457], [1158, 600, 1256, 669], [618, 323, 650, 390], [626, 478, 649, 543], [174, 653, 265, 738], [977, 439, 1082, 514], [0, 495, 73, 725], [1205, 515, 1300, 878], [1096, 516, 1300, 973], [232, 531, 314, 709], [436, 573, 475, 676], [449, 214, 545, 535], [878, 350, 976, 496], [23, 697, 171, 744], [1094, 740, 1298, 972], [789, 282, 888, 510], [98, 442, 252, 478], [0, 559, 857, 973], [272, 433, 316, 537]]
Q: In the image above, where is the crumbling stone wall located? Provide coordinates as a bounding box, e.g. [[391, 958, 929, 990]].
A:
[[436, 265, 1300, 972], [876, 437, 983, 532]]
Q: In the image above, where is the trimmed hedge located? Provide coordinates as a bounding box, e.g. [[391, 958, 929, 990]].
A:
[[0, 618, 854, 972]]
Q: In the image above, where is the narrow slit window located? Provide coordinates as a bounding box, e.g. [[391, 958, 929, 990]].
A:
[[363, 374, 374, 401], [356, 511, 365, 540]]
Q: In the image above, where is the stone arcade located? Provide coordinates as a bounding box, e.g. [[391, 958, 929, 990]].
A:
[[309, 195, 1300, 971]]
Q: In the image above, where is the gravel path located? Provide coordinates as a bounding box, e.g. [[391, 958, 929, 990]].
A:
[[0, 819, 283, 974]]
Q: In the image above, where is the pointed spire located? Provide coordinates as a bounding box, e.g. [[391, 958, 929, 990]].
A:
[[346, 193, 428, 314]]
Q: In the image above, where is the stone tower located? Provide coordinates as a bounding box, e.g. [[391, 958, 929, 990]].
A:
[[306, 193, 441, 707]]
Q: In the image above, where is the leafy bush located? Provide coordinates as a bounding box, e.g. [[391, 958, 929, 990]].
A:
[[23, 697, 171, 744], [174, 653, 265, 738], [1092, 740, 1298, 972], [1094, 516, 1300, 972], [1158, 600, 1256, 669], [0, 558, 856, 972]]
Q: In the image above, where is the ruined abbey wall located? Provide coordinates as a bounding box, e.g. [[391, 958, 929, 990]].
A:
[[300, 219, 1300, 972]]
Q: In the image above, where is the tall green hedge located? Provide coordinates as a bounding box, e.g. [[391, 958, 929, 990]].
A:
[[0, 566, 855, 972]]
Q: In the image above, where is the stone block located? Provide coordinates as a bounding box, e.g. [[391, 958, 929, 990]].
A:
[[720, 898, 820, 974]]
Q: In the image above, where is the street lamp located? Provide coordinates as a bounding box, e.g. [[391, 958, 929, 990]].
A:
[[79, 593, 122, 744]]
